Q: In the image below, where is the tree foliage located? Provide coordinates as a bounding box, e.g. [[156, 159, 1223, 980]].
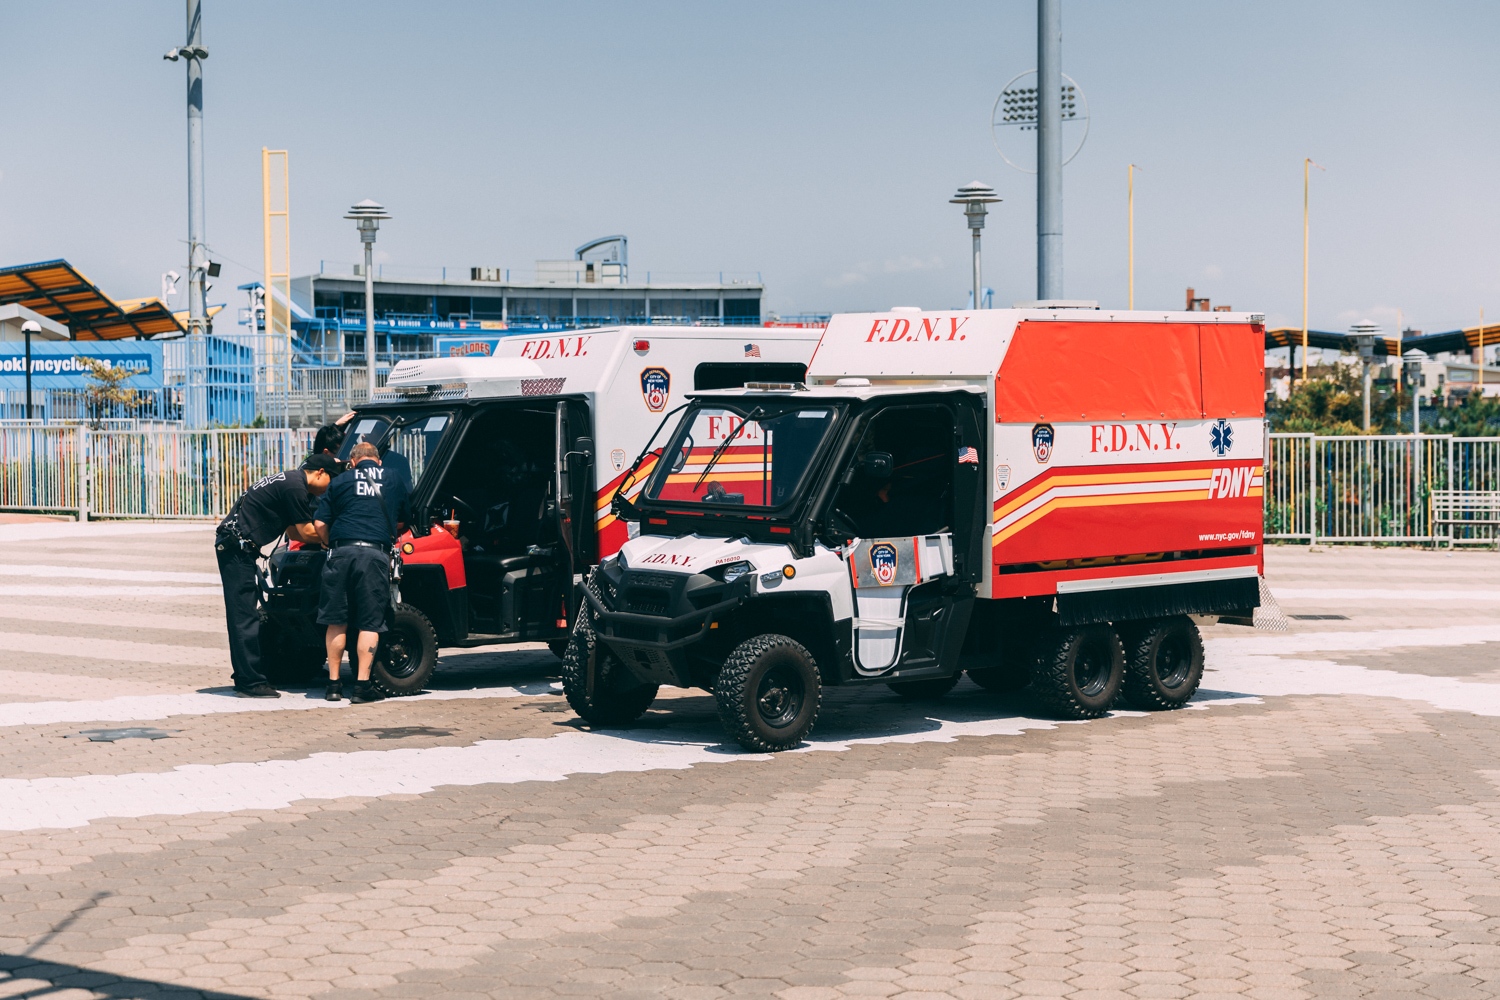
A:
[[78, 357, 139, 428], [1269, 363, 1397, 435]]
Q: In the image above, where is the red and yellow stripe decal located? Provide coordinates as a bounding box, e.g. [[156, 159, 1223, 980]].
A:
[[991, 462, 1263, 547]]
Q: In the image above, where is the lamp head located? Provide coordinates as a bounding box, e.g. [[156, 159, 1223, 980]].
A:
[[20, 320, 41, 335], [345, 200, 390, 243], [950, 181, 1001, 232]]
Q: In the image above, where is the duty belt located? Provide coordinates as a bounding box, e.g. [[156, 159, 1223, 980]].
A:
[[332, 539, 386, 549]]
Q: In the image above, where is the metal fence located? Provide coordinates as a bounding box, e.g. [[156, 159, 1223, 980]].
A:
[[0, 425, 317, 519], [1264, 433, 1500, 545]]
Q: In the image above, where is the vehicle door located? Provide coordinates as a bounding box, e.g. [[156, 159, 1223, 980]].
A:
[[825, 396, 985, 675]]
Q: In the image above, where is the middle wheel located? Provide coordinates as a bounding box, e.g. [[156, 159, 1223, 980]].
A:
[[1030, 624, 1125, 719], [715, 634, 822, 752]]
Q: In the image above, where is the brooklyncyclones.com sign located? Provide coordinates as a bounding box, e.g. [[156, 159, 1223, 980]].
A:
[[0, 343, 163, 390]]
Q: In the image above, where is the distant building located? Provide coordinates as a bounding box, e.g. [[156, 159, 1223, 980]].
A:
[[288, 241, 763, 366]]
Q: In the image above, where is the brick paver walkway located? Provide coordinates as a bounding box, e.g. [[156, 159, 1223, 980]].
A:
[[1, 524, 1498, 998]]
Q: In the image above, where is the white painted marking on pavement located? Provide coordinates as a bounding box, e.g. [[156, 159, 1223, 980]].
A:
[[0, 630, 225, 668], [1273, 587, 1500, 603], [0, 682, 563, 729], [0, 564, 219, 584], [0, 522, 213, 542], [0, 585, 220, 598], [5, 624, 1500, 831], [0, 605, 222, 633]]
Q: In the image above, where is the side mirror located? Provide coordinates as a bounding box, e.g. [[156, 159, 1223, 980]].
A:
[[564, 436, 594, 471], [860, 450, 894, 479]]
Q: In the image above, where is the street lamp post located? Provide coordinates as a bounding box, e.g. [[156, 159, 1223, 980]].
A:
[[164, 0, 210, 427], [950, 183, 1001, 310], [20, 320, 39, 420], [1403, 349, 1429, 434], [345, 200, 390, 399]]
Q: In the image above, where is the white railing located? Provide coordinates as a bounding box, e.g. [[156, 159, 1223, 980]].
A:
[[0, 425, 317, 519], [1265, 433, 1500, 545]]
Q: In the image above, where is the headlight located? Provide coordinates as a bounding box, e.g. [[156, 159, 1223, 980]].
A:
[[614, 551, 629, 571], [717, 560, 753, 583]]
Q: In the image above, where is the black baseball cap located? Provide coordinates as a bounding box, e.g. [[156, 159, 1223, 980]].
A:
[[301, 454, 343, 475]]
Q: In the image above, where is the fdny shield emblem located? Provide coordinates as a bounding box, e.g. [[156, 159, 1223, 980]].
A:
[[640, 367, 670, 412], [868, 541, 899, 586], [1031, 423, 1055, 464]]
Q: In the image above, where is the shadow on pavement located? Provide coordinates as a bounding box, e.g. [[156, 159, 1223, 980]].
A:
[[0, 953, 255, 1000]]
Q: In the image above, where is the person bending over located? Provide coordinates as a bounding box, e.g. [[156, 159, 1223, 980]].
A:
[[313, 441, 400, 703]]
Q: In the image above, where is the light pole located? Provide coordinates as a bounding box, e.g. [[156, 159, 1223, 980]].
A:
[[1350, 324, 1378, 431], [1127, 164, 1140, 309], [164, 0, 210, 427], [1300, 157, 1325, 383], [1036, 0, 1063, 300], [1403, 349, 1428, 434], [950, 183, 1001, 310], [20, 320, 39, 420], [345, 200, 390, 399]]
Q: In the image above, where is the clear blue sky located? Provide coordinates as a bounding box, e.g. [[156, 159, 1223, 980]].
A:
[[1, 1, 1496, 336]]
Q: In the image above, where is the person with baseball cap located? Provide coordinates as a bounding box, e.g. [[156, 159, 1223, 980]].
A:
[[215, 454, 341, 697]]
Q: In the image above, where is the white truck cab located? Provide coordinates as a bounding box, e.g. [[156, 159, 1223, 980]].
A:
[[564, 308, 1266, 751]]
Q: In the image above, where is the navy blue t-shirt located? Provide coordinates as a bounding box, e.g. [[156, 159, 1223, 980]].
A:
[[314, 460, 402, 545]]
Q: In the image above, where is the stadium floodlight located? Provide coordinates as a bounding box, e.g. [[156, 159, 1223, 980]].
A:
[[950, 183, 1001, 311], [345, 200, 391, 399]]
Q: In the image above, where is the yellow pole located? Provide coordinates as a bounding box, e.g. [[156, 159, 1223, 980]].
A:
[[1301, 159, 1325, 382], [1301, 158, 1310, 382], [1127, 164, 1138, 310]]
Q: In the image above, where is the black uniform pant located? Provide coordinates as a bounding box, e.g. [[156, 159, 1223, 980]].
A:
[[216, 545, 267, 689]]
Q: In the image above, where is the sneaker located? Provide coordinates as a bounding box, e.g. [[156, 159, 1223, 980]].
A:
[[324, 681, 342, 702], [350, 681, 385, 705], [235, 683, 281, 699]]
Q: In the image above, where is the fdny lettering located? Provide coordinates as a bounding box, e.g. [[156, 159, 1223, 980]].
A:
[[864, 316, 968, 343], [1089, 422, 1181, 453], [704, 415, 762, 441], [641, 552, 693, 566], [519, 336, 592, 360], [1208, 467, 1256, 499]]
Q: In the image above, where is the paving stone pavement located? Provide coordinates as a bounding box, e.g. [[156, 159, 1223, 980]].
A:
[[1, 523, 1499, 998]]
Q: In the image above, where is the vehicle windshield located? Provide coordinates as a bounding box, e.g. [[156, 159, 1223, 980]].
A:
[[645, 401, 839, 508], [339, 411, 455, 486]]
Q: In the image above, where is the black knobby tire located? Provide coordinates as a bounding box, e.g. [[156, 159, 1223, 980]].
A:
[[372, 604, 439, 696], [559, 615, 659, 727], [886, 674, 961, 700], [715, 634, 822, 752], [1031, 625, 1125, 720], [257, 615, 327, 687], [1120, 616, 1204, 711]]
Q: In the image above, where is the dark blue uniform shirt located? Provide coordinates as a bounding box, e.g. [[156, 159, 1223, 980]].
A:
[[314, 460, 405, 546]]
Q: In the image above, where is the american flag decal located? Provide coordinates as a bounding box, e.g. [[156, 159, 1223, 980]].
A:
[[957, 446, 979, 465], [743, 343, 761, 357]]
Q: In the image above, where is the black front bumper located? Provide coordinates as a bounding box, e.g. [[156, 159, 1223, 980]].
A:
[[584, 568, 749, 686]]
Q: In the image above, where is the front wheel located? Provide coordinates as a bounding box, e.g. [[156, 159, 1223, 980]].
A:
[[559, 616, 659, 727], [715, 634, 822, 752], [372, 604, 439, 696]]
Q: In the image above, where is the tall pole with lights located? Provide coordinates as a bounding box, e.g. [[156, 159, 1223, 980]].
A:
[[345, 200, 390, 399], [950, 183, 1001, 310], [1036, 0, 1063, 300], [164, 0, 210, 426]]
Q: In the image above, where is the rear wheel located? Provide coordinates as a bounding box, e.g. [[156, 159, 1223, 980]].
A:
[[372, 604, 439, 696], [1120, 617, 1203, 710], [886, 674, 961, 700], [716, 634, 821, 752], [257, 615, 327, 687], [1031, 625, 1125, 720], [560, 616, 659, 727]]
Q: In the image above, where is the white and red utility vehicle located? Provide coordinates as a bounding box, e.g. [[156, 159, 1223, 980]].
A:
[[565, 307, 1266, 750], [258, 325, 820, 692]]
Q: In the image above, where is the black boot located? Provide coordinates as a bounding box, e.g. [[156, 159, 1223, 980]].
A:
[[350, 680, 385, 704], [324, 680, 342, 702]]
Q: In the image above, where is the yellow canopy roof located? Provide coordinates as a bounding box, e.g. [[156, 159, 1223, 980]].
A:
[[0, 259, 187, 340]]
